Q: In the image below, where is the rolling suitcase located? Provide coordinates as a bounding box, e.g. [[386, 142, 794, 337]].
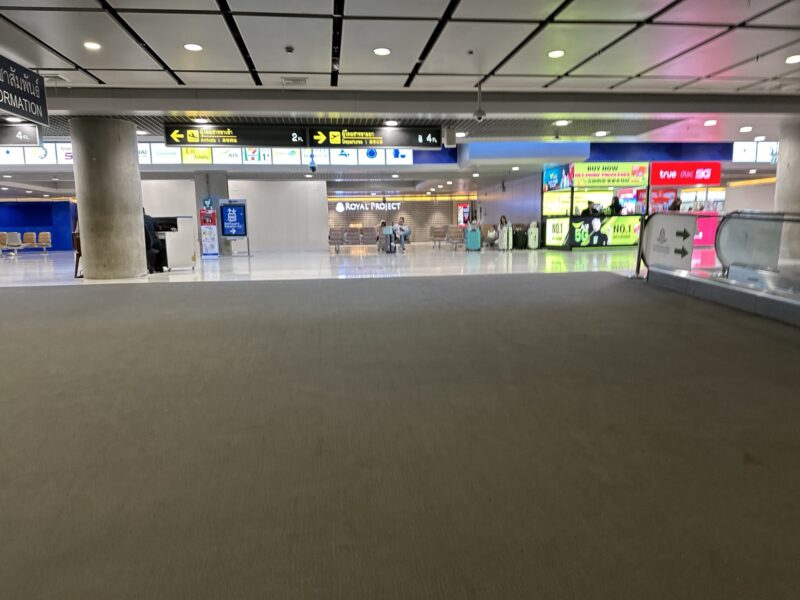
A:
[[498, 226, 513, 251], [513, 228, 528, 250], [465, 227, 481, 251], [528, 222, 539, 250]]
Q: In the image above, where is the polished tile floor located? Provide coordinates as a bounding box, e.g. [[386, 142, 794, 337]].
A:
[[0, 245, 642, 287]]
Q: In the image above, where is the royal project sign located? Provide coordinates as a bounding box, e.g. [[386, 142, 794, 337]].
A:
[[0, 54, 48, 126], [650, 161, 721, 186], [334, 201, 402, 212]]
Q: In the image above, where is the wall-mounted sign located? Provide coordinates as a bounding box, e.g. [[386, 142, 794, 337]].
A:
[[271, 147, 302, 165], [243, 147, 271, 164], [572, 162, 649, 188], [212, 147, 243, 165], [165, 124, 307, 147], [642, 213, 696, 270], [334, 201, 402, 212], [0, 54, 48, 125], [221, 204, 247, 237], [181, 147, 212, 164], [137, 142, 152, 165], [23, 143, 56, 165], [357, 147, 386, 165], [650, 161, 721, 186], [732, 141, 780, 163], [543, 164, 573, 192], [311, 127, 440, 149], [0, 145, 24, 164], [0, 123, 39, 146], [199, 205, 219, 257]]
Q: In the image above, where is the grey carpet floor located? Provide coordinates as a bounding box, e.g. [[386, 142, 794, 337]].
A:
[[1, 273, 799, 600]]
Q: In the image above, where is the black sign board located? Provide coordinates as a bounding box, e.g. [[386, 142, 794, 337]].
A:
[[164, 124, 442, 149], [0, 123, 40, 146], [309, 127, 440, 148], [0, 54, 48, 126], [164, 124, 307, 147]]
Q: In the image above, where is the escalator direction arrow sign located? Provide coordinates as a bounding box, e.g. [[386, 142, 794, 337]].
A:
[[675, 228, 691, 241], [673, 246, 689, 259]]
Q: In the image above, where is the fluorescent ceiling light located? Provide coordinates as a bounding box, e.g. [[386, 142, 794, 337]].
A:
[[446, 180, 453, 185], [25, 190, 32, 194], [703, 119, 717, 127], [391, 174, 399, 178], [384, 120, 398, 127], [43, 194, 50, 198], [554, 119, 571, 127], [786, 54, 800, 64], [754, 135, 766, 142], [2, 175, 11, 178], [430, 187, 436, 191], [184, 43, 203, 52], [373, 47, 391, 56], [749, 169, 757, 174], [1, 187, 7, 191], [192, 118, 209, 124], [472, 173, 480, 178], [52, 177, 59, 181], [304, 174, 313, 178], [437, 184, 443, 188], [426, 191, 431, 195], [5, 116, 23, 123], [739, 126, 753, 133], [511, 166, 520, 171], [548, 50, 565, 59], [136, 130, 148, 136], [83, 41, 101, 51], [595, 130, 609, 137], [455, 132, 468, 138]]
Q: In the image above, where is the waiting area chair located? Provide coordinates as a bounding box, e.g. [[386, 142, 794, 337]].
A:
[[4, 231, 25, 257], [430, 226, 448, 249], [36, 231, 52, 253], [360, 227, 377, 245], [446, 226, 464, 250], [329, 227, 345, 254], [343, 229, 362, 246]]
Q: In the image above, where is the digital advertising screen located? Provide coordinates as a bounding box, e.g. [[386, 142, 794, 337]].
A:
[[572, 162, 649, 188], [542, 190, 571, 216], [570, 216, 641, 247], [544, 217, 570, 247], [543, 164, 573, 192], [221, 204, 247, 237]]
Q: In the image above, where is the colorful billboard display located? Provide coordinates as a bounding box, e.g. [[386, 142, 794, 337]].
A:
[[650, 161, 721, 186], [570, 216, 642, 247], [572, 162, 649, 188], [543, 164, 573, 192]]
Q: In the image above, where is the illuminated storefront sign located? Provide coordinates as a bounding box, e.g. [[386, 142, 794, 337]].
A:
[[650, 161, 721, 186], [334, 201, 402, 213]]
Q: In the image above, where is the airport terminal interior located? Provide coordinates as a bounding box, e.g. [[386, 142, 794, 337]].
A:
[[1, 1, 800, 598]]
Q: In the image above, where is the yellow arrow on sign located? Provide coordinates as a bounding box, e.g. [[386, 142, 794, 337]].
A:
[[170, 129, 185, 143], [313, 131, 326, 145]]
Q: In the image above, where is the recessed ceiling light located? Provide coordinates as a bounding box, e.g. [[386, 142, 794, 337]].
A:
[[595, 130, 609, 137], [437, 184, 443, 188], [704, 119, 717, 127], [5, 116, 23, 123], [2, 175, 11, 178], [373, 47, 391, 56], [455, 131, 468, 138], [739, 126, 753, 133], [472, 173, 480, 178], [136, 130, 148, 136], [749, 169, 757, 174], [83, 41, 101, 51], [43, 194, 50, 198], [786, 54, 800, 65], [430, 187, 436, 191], [304, 174, 313, 178], [426, 191, 431, 195], [754, 135, 766, 142], [192, 118, 209, 124], [511, 166, 520, 171], [184, 43, 203, 52], [391, 173, 399, 178], [554, 119, 571, 127], [0, 187, 7, 191], [52, 177, 59, 181], [370, 192, 377, 196], [384, 120, 398, 127], [548, 50, 565, 59], [25, 190, 32, 194]]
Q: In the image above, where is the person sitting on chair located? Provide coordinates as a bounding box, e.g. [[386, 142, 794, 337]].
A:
[[394, 217, 410, 252]]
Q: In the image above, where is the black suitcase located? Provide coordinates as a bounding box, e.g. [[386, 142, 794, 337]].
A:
[[512, 229, 528, 250]]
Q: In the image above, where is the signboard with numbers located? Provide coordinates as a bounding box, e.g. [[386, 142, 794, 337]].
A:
[[310, 127, 441, 149], [165, 124, 307, 147], [0, 123, 39, 146]]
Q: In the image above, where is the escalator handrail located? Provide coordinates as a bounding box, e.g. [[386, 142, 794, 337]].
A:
[[716, 210, 799, 272]]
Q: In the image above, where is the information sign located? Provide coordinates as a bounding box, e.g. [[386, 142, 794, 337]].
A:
[[310, 127, 440, 149], [0, 54, 48, 125], [165, 124, 307, 147], [0, 123, 39, 146], [642, 213, 696, 270], [221, 204, 247, 237]]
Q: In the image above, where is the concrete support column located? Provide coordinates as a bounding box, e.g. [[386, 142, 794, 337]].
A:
[[194, 172, 231, 255], [71, 117, 146, 279], [774, 118, 800, 258]]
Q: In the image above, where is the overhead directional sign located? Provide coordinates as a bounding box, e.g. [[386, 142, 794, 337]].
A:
[[0, 54, 48, 126], [642, 213, 697, 271], [164, 124, 307, 147], [309, 127, 441, 149], [0, 123, 40, 146]]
